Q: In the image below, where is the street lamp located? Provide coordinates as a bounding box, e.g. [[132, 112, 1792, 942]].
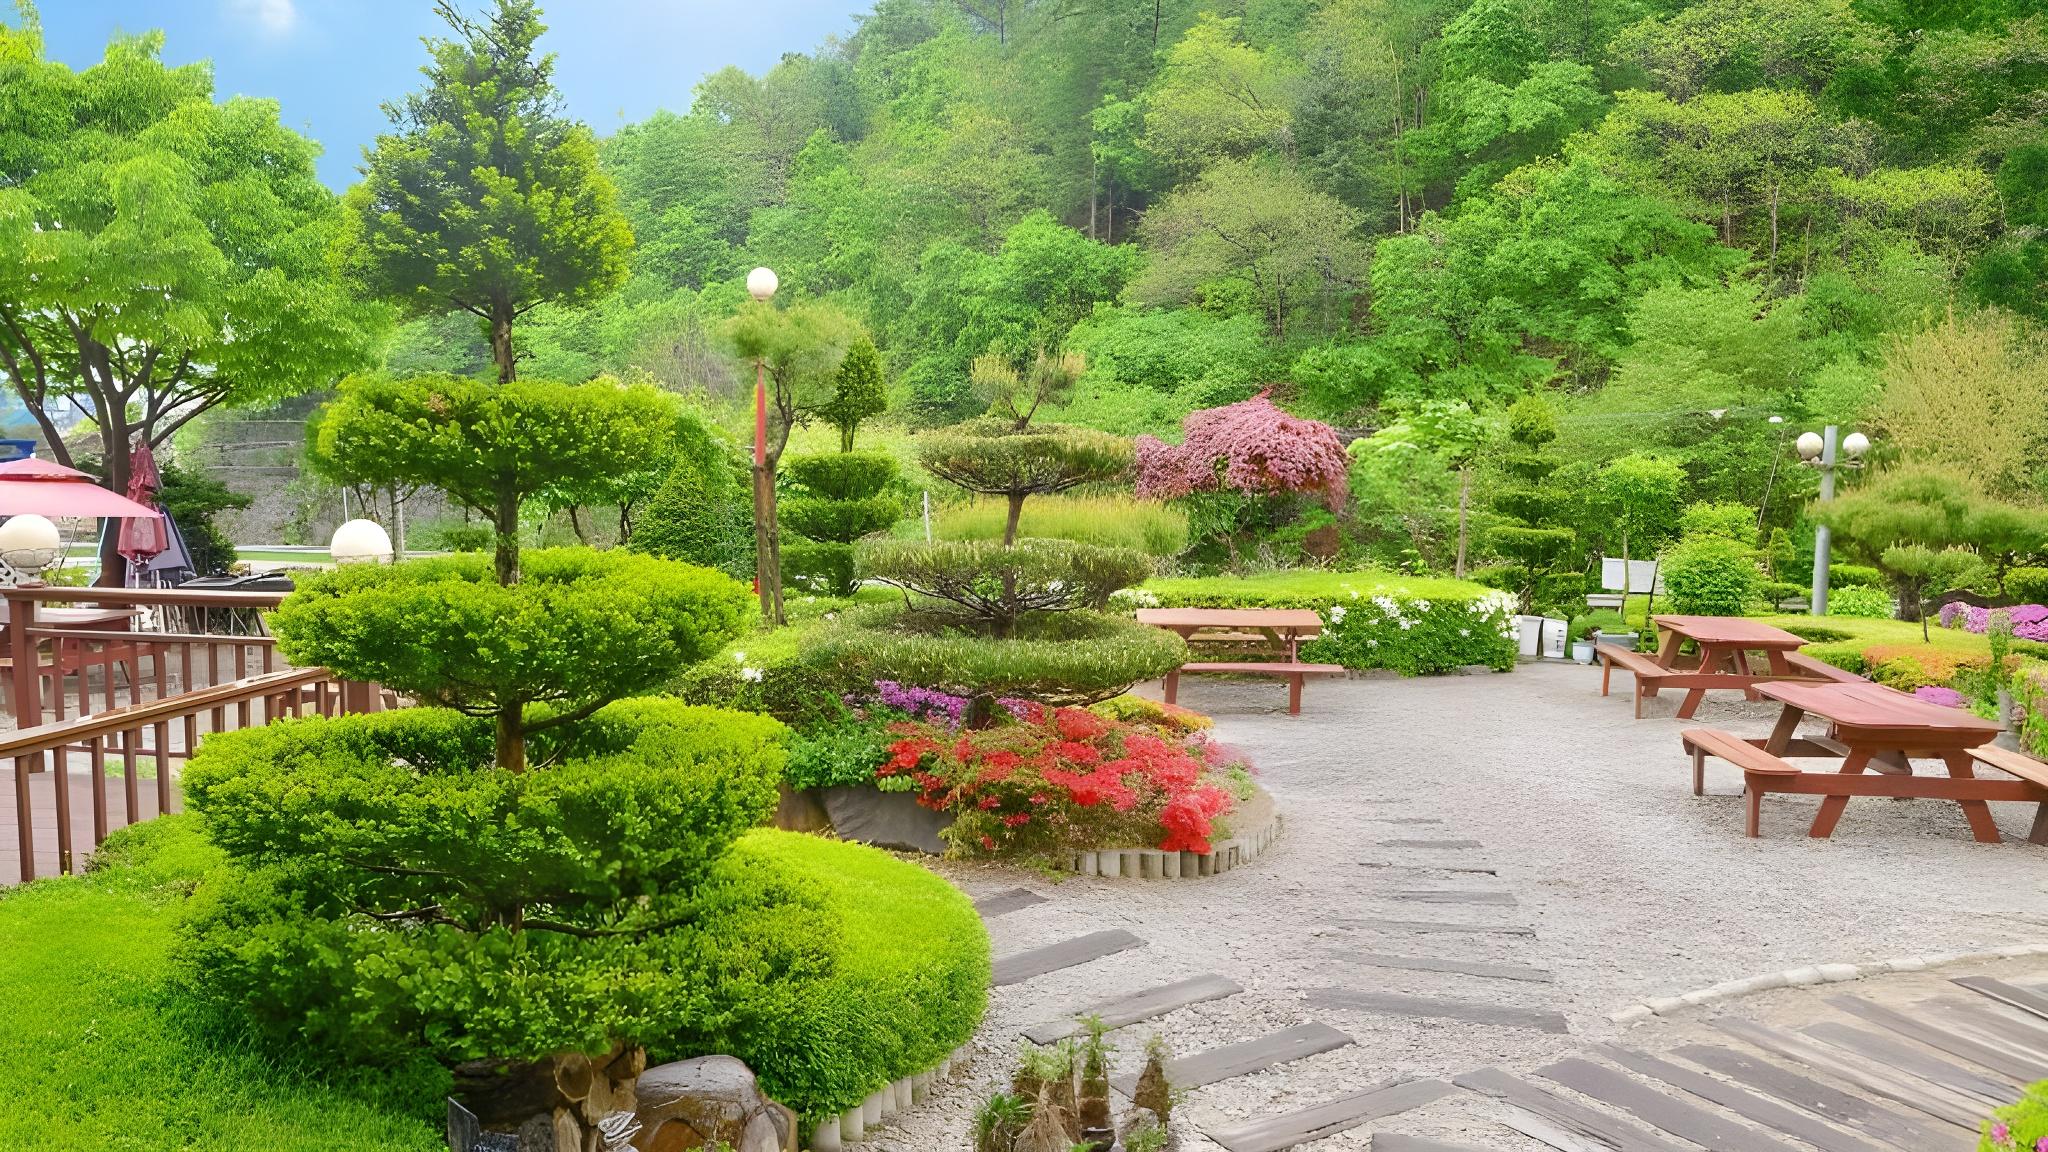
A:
[[745, 267, 779, 621], [746, 267, 779, 475], [1796, 424, 1869, 615], [0, 514, 63, 584], [330, 518, 394, 566]]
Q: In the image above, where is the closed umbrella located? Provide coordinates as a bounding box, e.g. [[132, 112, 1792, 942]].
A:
[[0, 457, 159, 518], [116, 440, 171, 573]]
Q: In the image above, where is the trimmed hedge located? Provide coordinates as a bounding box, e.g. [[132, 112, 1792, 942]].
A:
[[1121, 571, 1518, 674], [813, 603, 1188, 705]]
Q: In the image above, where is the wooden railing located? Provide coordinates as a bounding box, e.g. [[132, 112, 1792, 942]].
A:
[[1, 586, 388, 884]]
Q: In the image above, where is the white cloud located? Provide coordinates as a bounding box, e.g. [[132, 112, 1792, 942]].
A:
[[227, 0, 299, 37]]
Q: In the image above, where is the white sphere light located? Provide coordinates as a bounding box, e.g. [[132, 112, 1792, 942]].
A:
[[0, 513, 61, 557], [1795, 431, 1824, 461], [330, 518, 394, 565], [1841, 431, 1870, 458], [745, 266, 779, 302]]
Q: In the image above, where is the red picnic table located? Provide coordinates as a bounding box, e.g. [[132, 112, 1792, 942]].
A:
[[1133, 608, 1343, 715], [1599, 614, 1853, 719]]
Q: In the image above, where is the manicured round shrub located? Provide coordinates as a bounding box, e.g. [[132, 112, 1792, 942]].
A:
[[1825, 583, 1895, 619], [179, 700, 787, 1064], [670, 620, 871, 729], [1678, 501, 1758, 542], [1660, 535, 1762, 617], [2008, 567, 2048, 605], [935, 494, 1189, 558], [783, 452, 899, 502], [781, 494, 900, 543], [274, 548, 752, 726], [812, 603, 1187, 705], [858, 537, 1153, 628], [1829, 563, 1886, 588], [918, 419, 1133, 515]]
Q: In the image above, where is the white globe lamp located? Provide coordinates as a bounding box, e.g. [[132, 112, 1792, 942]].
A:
[[746, 266, 779, 302], [0, 514, 63, 583], [1794, 431, 1824, 461], [330, 519, 394, 566], [1841, 431, 1870, 459]]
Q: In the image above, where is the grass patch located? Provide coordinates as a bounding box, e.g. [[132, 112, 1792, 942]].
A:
[[1138, 568, 1501, 604], [0, 817, 443, 1151], [924, 494, 1189, 557]]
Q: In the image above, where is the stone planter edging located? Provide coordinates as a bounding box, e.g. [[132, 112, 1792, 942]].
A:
[[1060, 809, 1284, 880], [1606, 940, 2048, 1025], [805, 1043, 973, 1151]]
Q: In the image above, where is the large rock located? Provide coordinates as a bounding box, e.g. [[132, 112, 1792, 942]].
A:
[[818, 784, 954, 854], [630, 1055, 797, 1152]]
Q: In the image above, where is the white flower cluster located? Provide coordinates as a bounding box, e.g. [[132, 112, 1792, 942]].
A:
[[1111, 588, 1162, 608]]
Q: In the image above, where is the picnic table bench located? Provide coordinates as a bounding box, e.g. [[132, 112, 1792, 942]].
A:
[[1681, 679, 2048, 843], [1134, 608, 1344, 716], [1598, 615, 1862, 718]]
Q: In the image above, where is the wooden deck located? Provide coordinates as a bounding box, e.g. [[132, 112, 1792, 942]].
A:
[[0, 760, 180, 885]]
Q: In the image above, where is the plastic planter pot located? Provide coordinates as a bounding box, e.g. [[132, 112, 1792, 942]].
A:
[[1514, 615, 1544, 659], [1571, 639, 1596, 664], [1540, 617, 1568, 659], [1595, 630, 1639, 653]]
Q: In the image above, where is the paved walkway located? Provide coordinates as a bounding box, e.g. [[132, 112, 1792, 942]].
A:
[[875, 661, 2048, 1150]]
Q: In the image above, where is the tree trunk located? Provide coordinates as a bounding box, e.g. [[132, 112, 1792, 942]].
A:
[[1002, 492, 1027, 547], [1453, 467, 1470, 579], [392, 488, 408, 561], [495, 700, 526, 773], [1089, 157, 1098, 241], [95, 419, 133, 588], [762, 478, 786, 625], [493, 488, 521, 586], [490, 300, 516, 384], [567, 505, 590, 545]]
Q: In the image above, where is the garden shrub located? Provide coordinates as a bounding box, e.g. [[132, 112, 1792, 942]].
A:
[[629, 449, 756, 580], [670, 619, 869, 728], [1088, 694, 1213, 734], [1760, 580, 1808, 605], [859, 537, 1154, 630], [2008, 567, 2048, 605], [1978, 1078, 2048, 1151], [1124, 571, 1518, 674], [785, 723, 891, 790], [1830, 564, 1885, 588], [2016, 662, 2048, 758], [1826, 584, 1895, 619], [783, 452, 898, 501], [934, 494, 1189, 558], [179, 700, 787, 1065], [1660, 535, 1762, 616], [812, 603, 1188, 705], [781, 452, 902, 597], [1678, 501, 1757, 542], [1568, 609, 1629, 643]]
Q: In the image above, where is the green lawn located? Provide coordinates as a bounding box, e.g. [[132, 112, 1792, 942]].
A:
[[0, 819, 443, 1152]]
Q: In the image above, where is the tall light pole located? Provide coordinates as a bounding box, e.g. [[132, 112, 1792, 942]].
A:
[[745, 266, 779, 623], [1796, 425, 1868, 616]]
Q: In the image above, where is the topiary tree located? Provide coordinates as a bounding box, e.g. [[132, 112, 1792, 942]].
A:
[[1596, 453, 1686, 599], [1488, 525, 1576, 615], [628, 446, 755, 580], [1881, 544, 1988, 639], [858, 538, 1152, 637], [921, 419, 1134, 546], [821, 335, 888, 452], [781, 452, 900, 596], [1660, 534, 1763, 617]]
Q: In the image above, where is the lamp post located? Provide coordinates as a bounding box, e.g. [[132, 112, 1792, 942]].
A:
[[1796, 425, 1868, 616], [330, 518, 394, 566], [0, 514, 63, 585], [745, 267, 779, 623]]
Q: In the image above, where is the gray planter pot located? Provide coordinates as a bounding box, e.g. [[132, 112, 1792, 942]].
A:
[[817, 786, 954, 855]]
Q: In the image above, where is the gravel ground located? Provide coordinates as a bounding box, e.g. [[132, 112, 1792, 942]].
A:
[[861, 662, 2048, 1151]]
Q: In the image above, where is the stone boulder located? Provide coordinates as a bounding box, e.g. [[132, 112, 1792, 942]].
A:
[[630, 1055, 797, 1152]]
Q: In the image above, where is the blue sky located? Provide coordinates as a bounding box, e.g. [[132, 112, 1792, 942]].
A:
[[24, 1, 874, 188]]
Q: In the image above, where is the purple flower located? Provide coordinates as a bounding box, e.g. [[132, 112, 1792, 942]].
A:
[[1991, 1121, 2008, 1142], [870, 680, 969, 728], [1913, 685, 1967, 708]]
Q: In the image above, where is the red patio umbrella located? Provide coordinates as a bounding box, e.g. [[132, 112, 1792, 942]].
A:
[[0, 457, 160, 518], [116, 440, 171, 566]]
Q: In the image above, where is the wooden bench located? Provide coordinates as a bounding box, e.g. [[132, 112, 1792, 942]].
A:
[[1970, 743, 2048, 845], [1684, 727, 2048, 841], [1596, 643, 1673, 718], [1164, 662, 1346, 716], [1781, 652, 1868, 684]]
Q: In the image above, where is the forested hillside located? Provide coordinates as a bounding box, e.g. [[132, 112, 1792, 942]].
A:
[[384, 0, 2044, 534]]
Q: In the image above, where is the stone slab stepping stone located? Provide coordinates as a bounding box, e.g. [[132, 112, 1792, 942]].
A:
[[1327, 951, 1553, 984], [1924, 996, 2048, 1058], [1306, 988, 1568, 1034], [1830, 994, 2048, 1082], [992, 929, 1143, 987], [1674, 1044, 1963, 1151], [1592, 1044, 1889, 1152], [1377, 839, 1485, 849], [1371, 817, 1444, 825], [1713, 1017, 1983, 1131], [1389, 889, 1517, 905], [1204, 1077, 1454, 1152], [1359, 862, 1500, 876], [1453, 1067, 1688, 1152], [973, 888, 1048, 918], [1337, 918, 1534, 937], [1370, 1136, 1491, 1152], [1953, 975, 2048, 1022], [1020, 973, 1242, 1045], [1802, 1021, 2017, 1104], [1536, 1056, 1798, 1152], [1114, 1022, 1353, 1096]]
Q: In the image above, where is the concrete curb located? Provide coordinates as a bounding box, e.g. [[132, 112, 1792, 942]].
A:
[[1061, 811, 1285, 880], [806, 1043, 975, 1150], [1606, 941, 2048, 1025]]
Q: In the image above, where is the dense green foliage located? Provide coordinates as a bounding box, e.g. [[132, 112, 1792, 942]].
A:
[[1824, 583, 1895, 619], [627, 441, 756, 579], [859, 537, 1153, 633], [1129, 571, 1518, 673], [810, 603, 1189, 704], [180, 700, 787, 1063], [781, 450, 902, 594], [0, 819, 445, 1151], [333, 0, 632, 382], [932, 494, 1189, 557], [1660, 534, 1763, 616], [275, 548, 752, 731]]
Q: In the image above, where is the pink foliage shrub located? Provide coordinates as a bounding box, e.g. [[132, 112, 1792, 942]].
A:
[[1134, 392, 1349, 507]]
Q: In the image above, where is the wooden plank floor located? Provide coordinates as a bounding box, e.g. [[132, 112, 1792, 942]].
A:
[[1, 762, 180, 886]]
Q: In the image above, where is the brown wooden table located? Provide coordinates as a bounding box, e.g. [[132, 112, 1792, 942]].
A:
[[1133, 608, 1323, 661], [1646, 615, 1812, 719], [1756, 680, 2011, 842]]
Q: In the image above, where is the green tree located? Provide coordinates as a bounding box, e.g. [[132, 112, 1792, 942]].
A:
[[333, 0, 633, 383], [0, 11, 377, 582], [1140, 15, 1294, 171], [822, 335, 888, 451], [1597, 453, 1687, 598], [1881, 544, 1987, 638], [1366, 400, 1495, 577]]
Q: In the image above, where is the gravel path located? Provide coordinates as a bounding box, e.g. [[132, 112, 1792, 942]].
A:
[[863, 662, 2048, 1151]]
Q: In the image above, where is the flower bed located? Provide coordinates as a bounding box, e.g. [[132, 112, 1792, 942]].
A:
[[1118, 570, 1518, 675], [1942, 602, 2048, 641], [787, 687, 1256, 861]]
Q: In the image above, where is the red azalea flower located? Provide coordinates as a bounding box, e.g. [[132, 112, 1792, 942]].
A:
[[1002, 812, 1031, 827]]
